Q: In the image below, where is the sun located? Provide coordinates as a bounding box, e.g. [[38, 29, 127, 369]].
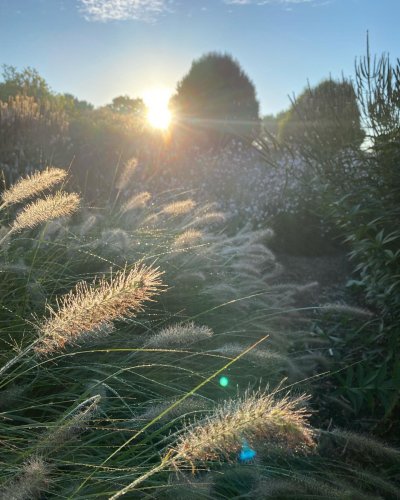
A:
[[143, 88, 172, 130]]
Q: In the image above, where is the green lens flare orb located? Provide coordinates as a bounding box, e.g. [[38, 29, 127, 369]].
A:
[[219, 376, 229, 387]]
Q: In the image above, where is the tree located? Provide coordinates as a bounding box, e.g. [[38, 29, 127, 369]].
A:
[[59, 93, 94, 114], [278, 78, 364, 156], [107, 95, 146, 116], [0, 65, 52, 102], [262, 111, 287, 137], [171, 52, 260, 146]]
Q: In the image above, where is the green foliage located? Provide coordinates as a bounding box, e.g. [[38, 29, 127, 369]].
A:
[[57, 93, 94, 115], [313, 307, 400, 422], [0, 66, 154, 198], [171, 52, 260, 146], [278, 77, 364, 157], [107, 95, 146, 115], [0, 65, 53, 102], [257, 40, 400, 426], [0, 168, 316, 498]]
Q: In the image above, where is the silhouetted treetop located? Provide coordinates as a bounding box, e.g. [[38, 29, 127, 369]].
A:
[[171, 52, 260, 142], [278, 78, 364, 155]]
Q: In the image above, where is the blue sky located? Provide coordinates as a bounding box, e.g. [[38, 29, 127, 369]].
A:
[[0, 0, 399, 115]]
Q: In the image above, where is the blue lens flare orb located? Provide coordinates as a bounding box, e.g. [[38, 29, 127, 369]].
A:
[[219, 376, 229, 387], [238, 439, 257, 463]]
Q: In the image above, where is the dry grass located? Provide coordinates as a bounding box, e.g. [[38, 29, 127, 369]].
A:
[[146, 322, 213, 347], [0, 457, 50, 500], [162, 199, 196, 216], [12, 192, 80, 232], [1, 167, 67, 208], [122, 191, 151, 213], [172, 390, 315, 466], [172, 229, 203, 249], [110, 390, 315, 499], [35, 264, 164, 355]]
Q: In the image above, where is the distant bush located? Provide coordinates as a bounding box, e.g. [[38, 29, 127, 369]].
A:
[[1, 168, 399, 499]]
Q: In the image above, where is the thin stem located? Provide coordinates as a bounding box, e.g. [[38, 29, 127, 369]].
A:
[[109, 459, 172, 500], [0, 340, 38, 379], [0, 227, 14, 246]]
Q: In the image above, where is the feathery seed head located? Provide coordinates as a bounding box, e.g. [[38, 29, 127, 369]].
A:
[[78, 213, 101, 236], [35, 264, 164, 355], [122, 191, 151, 213], [142, 213, 159, 226], [12, 192, 80, 233], [214, 343, 288, 366], [172, 391, 315, 466], [162, 199, 196, 216], [0, 456, 50, 500], [37, 395, 101, 454], [1, 167, 67, 207], [172, 230, 203, 250], [100, 228, 131, 253], [116, 157, 138, 191], [189, 211, 226, 228], [41, 218, 68, 241], [320, 303, 374, 318], [146, 322, 213, 348]]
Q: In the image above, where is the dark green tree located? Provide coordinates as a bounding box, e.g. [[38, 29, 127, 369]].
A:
[[278, 78, 364, 156], [171, 52, 260, 145]]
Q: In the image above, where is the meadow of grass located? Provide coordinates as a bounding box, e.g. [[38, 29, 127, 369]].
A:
[[0, 162, 399, 499], [1, 47, 400, 498]]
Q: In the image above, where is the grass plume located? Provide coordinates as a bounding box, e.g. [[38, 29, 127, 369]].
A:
[[146, 322, 213, 347], [172, 390, 315, 466], [11, 192, 80, 233], [37, 395, 101, 455], [0, 457, 50, 500], [35, 264, 164, 355], [0, 167, 67, 209], [110, 389, 315, 499], [162, 199, 196, 216]]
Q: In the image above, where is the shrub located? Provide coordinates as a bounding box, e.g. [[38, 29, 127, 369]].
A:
[[278, 77, 364, 159], [0, 95, 68, 175], [261, 41, 400, 423]]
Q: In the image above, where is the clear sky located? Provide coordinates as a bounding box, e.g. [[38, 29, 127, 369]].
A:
[[0, 0, 399, 115]]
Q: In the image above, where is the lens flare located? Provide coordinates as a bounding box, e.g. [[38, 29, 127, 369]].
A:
[[143, 88, 172, 130], [239, 439, 257, 462]]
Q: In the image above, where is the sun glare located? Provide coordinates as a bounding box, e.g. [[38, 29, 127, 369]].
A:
[[144, 88, 172, 130]]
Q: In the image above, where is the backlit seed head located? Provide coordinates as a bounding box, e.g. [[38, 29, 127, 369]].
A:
[[162, 199, 196, 216], [35, 264, 164, 355], [1, 167, 67, 207], [172, 390, 315, 466], [12, 192, 80, 233]]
